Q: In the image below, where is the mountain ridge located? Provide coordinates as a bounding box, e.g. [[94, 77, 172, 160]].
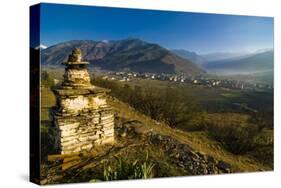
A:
[[203, 50, 273, 74], [41, 39, 205, 75], [171, 49, 206, 66], [171, 48, 273, 76]]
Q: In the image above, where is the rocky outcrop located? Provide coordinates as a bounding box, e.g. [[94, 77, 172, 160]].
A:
[[113, 115, 233, 175], [149, 133, 232, 174]]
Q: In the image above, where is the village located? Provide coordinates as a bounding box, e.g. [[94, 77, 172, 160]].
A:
[[99, 71, 273, 91]]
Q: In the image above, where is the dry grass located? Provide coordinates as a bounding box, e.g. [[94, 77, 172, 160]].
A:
[[40, 86, 271, 182], [108, 97, 272, 172], [41, 87, 56, 121]]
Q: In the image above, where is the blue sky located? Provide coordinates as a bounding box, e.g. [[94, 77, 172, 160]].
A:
[[40, 3, 273, 54]]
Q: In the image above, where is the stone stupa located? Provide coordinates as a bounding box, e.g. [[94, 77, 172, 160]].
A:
[[52, 48, 115, 154]]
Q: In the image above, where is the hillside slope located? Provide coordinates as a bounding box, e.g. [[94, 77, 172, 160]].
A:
[[41, 86, 270, 184], [107, 97, 270, 172], [41, 39, 204, 75]]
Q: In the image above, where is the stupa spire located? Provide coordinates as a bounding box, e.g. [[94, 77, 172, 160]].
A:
[[62, 48, 89, 65], [68, 47, 82, 62]]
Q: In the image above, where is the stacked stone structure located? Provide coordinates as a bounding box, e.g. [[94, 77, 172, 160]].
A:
[[53, 48, 114, 154]]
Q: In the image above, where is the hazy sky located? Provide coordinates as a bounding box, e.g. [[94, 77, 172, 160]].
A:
[[40, 3, 273, 54]]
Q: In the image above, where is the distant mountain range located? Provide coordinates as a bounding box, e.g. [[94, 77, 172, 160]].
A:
[[172, 49, 252, 65], [172, 48, 273, 75], [201, 51, 250, 62], [203, 50, 273, 74], [41, 39, 204, 75], [41, 39, 273, 78], [171, 49, 206, 66]]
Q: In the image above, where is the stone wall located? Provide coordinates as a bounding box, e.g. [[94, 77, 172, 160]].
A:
[[54, 105, 114, 154]]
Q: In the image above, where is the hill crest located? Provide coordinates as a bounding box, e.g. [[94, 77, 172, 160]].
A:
[[41, 39, 205, 75]]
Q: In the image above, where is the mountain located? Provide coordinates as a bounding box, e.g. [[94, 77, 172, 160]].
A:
[[171, 49, 206, 66], [203, 50, 273, 74], [201, 51, 249, 62], [41, 39, 204, 75]]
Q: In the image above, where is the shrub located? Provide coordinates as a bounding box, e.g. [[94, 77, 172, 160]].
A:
[[92, 77, 202, 129], [249, 111, 274, 131], [182, 112, 207, 131], [41, 71, 55, 87], [250, 144, 273, 168], [206, 120, 259, 155]]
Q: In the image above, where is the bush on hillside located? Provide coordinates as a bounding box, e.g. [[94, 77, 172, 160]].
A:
[[41, 71, 54, 87], [250, 144, 273, 168], [92, 77, 203, 129], [206, 119, 259, 155], [249, 111, 274, 131]]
